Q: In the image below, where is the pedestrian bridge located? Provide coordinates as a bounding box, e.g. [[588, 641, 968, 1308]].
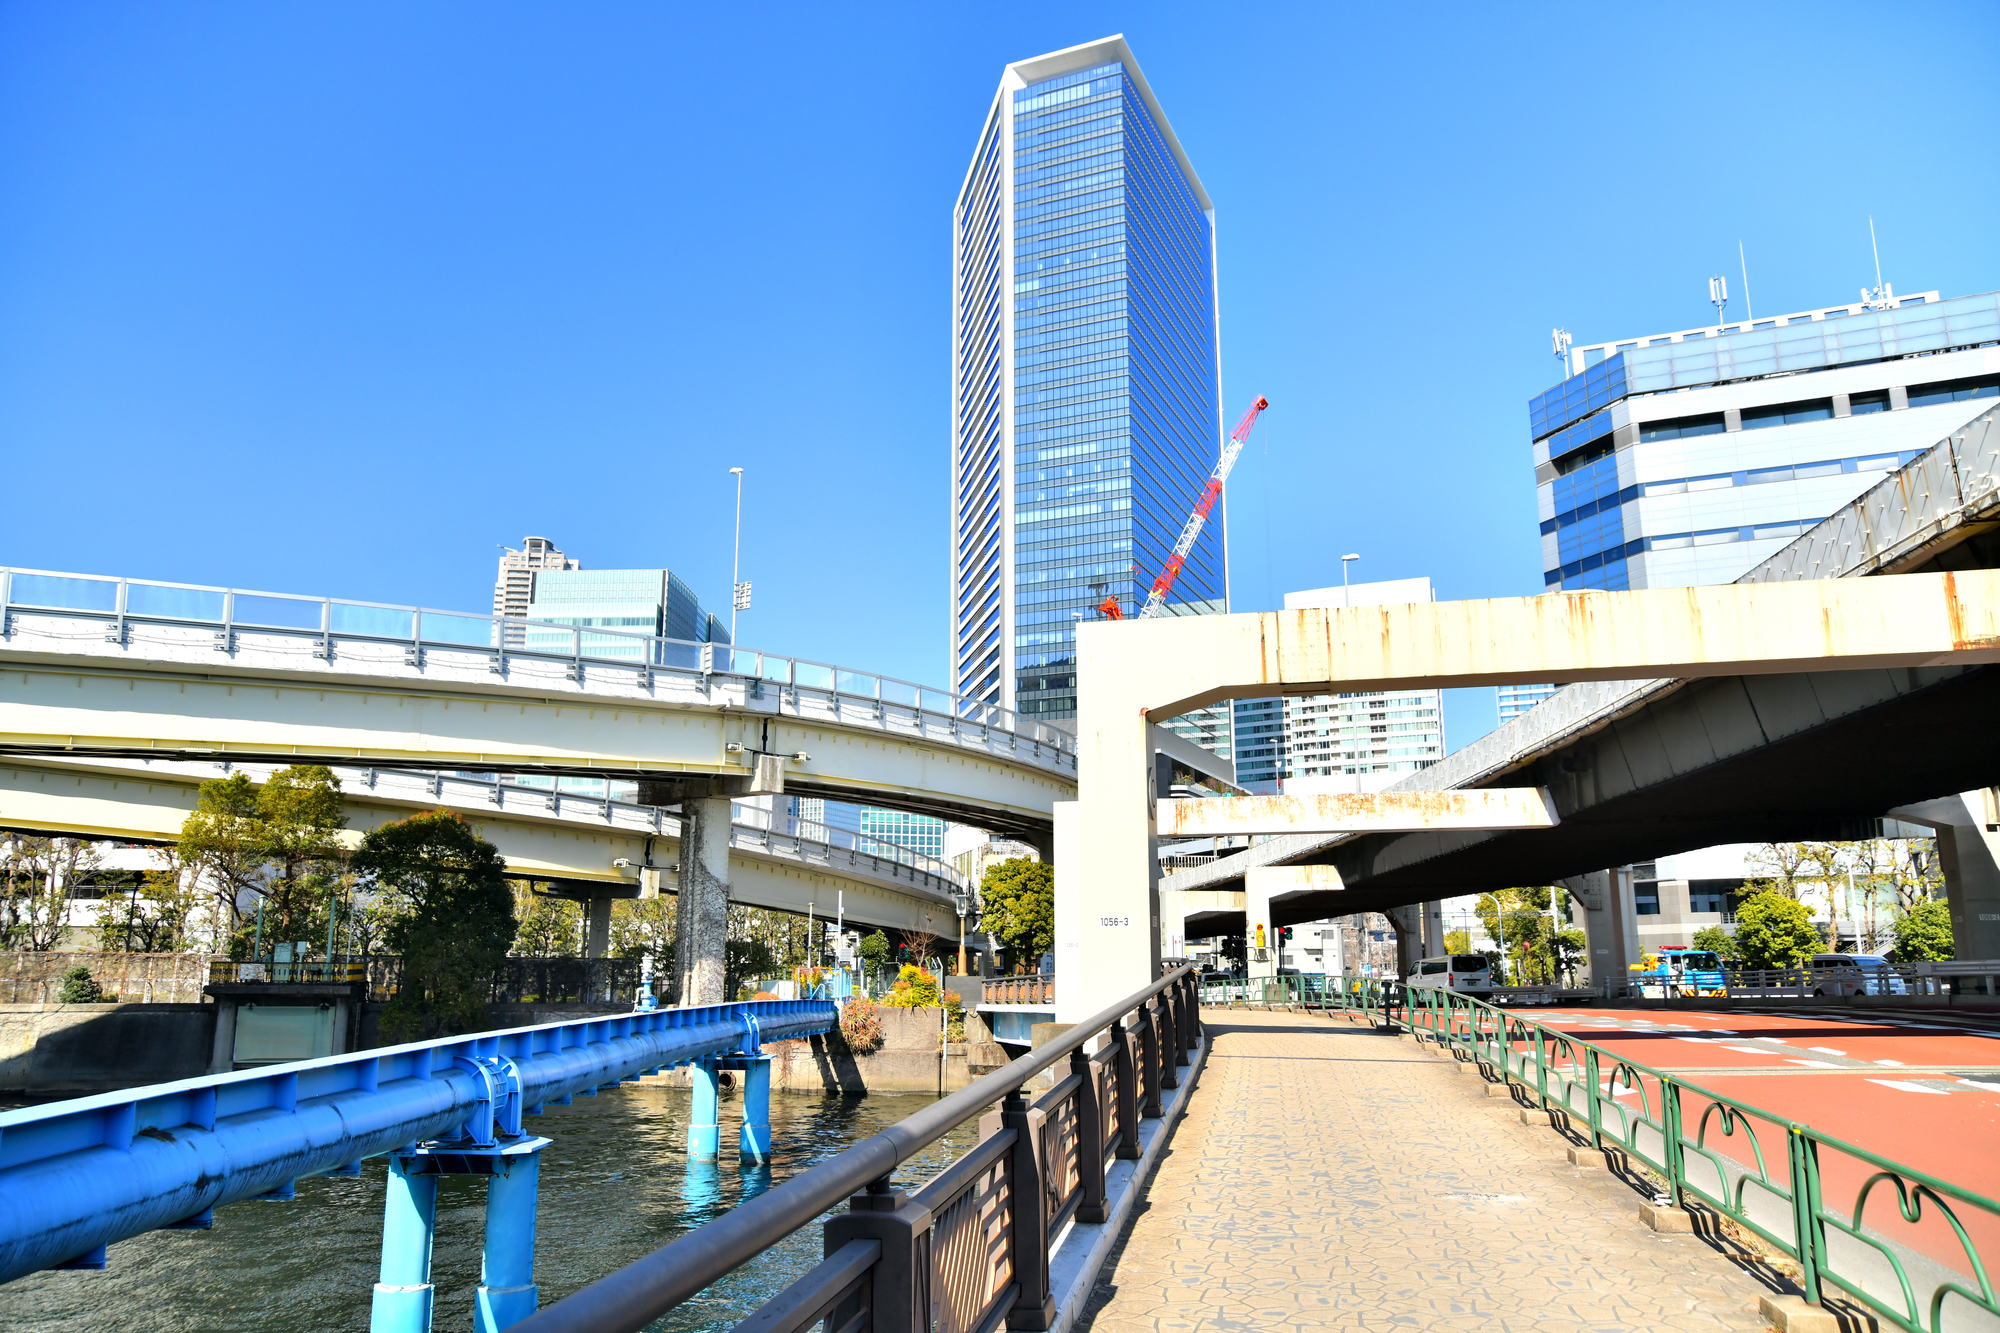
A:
[[0, 567, 1076, 842]]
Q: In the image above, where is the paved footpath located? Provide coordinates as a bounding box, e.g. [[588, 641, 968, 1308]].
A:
[[1075, 1009, 1781, 1333]]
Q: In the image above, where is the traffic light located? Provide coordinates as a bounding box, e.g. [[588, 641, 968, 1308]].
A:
[[1279, 926, 1294, 947], [1254, 924, 1266, 948]]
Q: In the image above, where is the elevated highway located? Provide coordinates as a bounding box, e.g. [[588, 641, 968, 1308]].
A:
[[0, 753, 969, 938], [1161, 403, 2000, 967], [0, 571, 1076, 842]]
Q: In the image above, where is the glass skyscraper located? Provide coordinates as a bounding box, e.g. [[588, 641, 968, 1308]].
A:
[[523, 567, 726, 661], [951, 37, 1226, 728]]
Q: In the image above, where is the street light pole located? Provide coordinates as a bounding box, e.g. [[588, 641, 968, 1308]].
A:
[[728, 467, 745, 646], [1341, 553, 1360, 608]]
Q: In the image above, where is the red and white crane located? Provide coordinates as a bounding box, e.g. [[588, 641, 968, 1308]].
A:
[[1099, 395, 1269, 621]]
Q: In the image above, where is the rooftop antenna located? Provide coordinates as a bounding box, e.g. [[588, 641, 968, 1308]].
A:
[[1550, 327, 1571, 372], [1862, 216, 1895, 308], [1708, 275, 1729, 328], [1738, 241, 1754, 320]]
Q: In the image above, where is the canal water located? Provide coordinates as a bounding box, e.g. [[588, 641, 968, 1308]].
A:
[[0, 1085, 976, 1333]]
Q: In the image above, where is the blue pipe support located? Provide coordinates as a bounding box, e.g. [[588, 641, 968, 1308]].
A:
[[0, 998, 835, 1283], [687, 1060, 721, 1161], [738, 1057, 772, 1163], [475, 1150, 542, 1333], [370, 1157, 438, 1333]]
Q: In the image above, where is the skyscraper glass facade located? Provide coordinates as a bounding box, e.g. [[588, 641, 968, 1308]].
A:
[[952, 39, 1225, 737], [524, 568, 723, 661]]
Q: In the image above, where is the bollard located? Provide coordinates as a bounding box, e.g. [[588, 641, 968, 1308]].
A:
[[739, 1056, 773, 1163], [371, 1158, 439, 1333]]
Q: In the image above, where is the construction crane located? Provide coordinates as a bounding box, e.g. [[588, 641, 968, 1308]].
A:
[[1099, 395, 1269, 621]]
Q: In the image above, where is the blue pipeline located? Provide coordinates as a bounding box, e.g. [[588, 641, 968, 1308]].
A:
[[0, 998, 834, 1284]]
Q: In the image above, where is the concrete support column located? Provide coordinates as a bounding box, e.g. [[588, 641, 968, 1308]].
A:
[[208, 997, 239, 1074], [1894, 791, 2000, 959], [1423, 901, 1446, 956], [1244, 870, 1276, 980], [370, 1158, 438, 1333], [739, 1056, 772, 1162], [474, 1152, 542, 1333], [583, 898, 613, 960], [1387, 905, 1422, 978], [1562, 869, 1635, 992], [675, 795, 733, 1005], [688, 1059, 721, 1160]]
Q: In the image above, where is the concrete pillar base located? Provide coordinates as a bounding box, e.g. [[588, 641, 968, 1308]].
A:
[[1639, 1200, 1694, 1233], [1566, 1145, 1608, 1168], [1517, 1108, 1553, 1126], [1758, 1295, 1841, 1332]]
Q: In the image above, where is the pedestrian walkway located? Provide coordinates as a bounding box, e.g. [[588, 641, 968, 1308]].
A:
[[1075, 1008, 1781, 1332]]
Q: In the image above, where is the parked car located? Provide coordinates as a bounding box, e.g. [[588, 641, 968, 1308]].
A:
[[1809, 952, 1908, 996], [1404, 954, 1493, 998]]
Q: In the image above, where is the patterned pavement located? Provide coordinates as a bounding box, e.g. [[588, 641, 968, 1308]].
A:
[[1074, 1009, 1784, 1332]]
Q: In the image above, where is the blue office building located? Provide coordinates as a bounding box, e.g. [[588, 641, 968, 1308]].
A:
[[1533, 288, 2000, 592], [951, 36, 1227, 728], [523, 567, 726, 661]]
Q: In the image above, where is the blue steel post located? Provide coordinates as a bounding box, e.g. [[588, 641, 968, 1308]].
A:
[[689, 1059, 721, 1160], [475, 1150, 544, 1333], [739, 1056, 772, 1163], [371, 1157, 439, 1333]]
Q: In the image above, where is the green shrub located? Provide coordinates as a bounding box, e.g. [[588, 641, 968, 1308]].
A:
[[1733, 892, 1821, 969], [840, 997, 885, 1055], [57, 965, 103, 1004]]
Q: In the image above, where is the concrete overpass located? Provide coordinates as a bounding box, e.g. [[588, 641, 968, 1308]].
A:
[[0, 752, 973, 942], [1155, 403, 2000, 981]]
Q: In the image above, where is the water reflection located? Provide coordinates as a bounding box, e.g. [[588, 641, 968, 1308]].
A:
[[0, 1085, 981, 1333]]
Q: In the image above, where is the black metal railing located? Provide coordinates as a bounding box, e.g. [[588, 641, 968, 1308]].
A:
[[513, 964, 1202, 1333]]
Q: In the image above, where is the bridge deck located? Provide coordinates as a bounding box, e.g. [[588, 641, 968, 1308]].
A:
[[1078, 1008, 1774, 1332]]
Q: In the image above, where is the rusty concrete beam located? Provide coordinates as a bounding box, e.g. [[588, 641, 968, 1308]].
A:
[[1157, 788, 1558, 837]]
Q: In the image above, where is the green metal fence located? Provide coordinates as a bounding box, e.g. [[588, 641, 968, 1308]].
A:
[[1197, 976, 2000, 1332]]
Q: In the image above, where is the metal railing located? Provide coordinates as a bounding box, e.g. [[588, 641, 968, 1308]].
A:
[[209, 959, 366, 986], [0, 566, 1078, 761], [1318, 983, 2000, 1333], [512, 966, 1202, 1333], [980, 976, 1055, 1006]]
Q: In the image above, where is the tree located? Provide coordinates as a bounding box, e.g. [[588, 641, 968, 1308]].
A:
[[2, 837, 99, 951], [98, 850, 201, 954], [857, 930, 893, 973], [176, 772, 266, 945], [1443, 928, 1472, 956], [1744, 842, 1815, 898], [1733, 891, 1821, 970], [1890, 899, 1953, 963], [1690, 925, 1740, 962], [979, 858, 1053, 972], [353, 811, 516, 1039], [255, 766, 348, 947], [512, 883, 583, 957], [610, 897, 675, 969]]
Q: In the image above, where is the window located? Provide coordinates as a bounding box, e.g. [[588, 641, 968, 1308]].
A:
[[1742, 398, 1834, 429], [1553, 439, 1614, 475], [1634, 881, 1661, 916], [1908, 375, 2000, 408], [1639, 413, 1725, 443], [1849, 390, 1890, 415]]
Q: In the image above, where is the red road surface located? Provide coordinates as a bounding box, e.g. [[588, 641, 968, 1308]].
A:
[[1522, 1006, 2000, 1282]]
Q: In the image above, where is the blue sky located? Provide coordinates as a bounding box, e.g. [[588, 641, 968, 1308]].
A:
[[4, 2, 1996, 749]]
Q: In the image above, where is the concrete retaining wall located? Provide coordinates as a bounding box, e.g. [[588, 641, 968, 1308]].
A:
[[646, 1005, 1011, 1095], [0, 1003, 216, 1094]]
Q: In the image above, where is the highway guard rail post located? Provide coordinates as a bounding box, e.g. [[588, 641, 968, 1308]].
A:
[[509, 966, 1202, 1333], [1375, 987, 2000, 1331]]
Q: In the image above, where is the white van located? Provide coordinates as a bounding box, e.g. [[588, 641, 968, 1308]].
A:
[[1406, 954, 1493, 997], [1808, 953, 1908, 997]]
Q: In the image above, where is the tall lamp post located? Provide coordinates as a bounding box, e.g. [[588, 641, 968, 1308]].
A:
[[1341, 553, 1360, 607], [728, 467, 749, 645], [953, 887, 974, 977]]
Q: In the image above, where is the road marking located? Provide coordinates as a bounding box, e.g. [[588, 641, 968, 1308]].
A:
[[1786, 1059, 1845, 1069], [1867, 1079, 1949, 1095], [1673, 1036, 1720, 1044], [1726, 1046, 1776, 1056], [1874, 1059, 1905, 1067], [1808, 1047, 1848, 1056]]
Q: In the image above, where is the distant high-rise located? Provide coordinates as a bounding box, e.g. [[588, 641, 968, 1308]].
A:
[[950, 36, 1227, 730], [1231, 578, 1446, 787], [1497, 683, 1558, 723], [524, 567, 726, 661], [494, 536, 577, 619]]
